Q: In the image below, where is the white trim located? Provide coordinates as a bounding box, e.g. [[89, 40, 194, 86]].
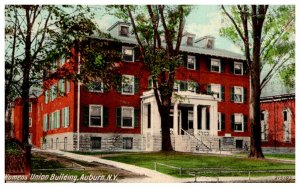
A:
[[89, 104, 103, 127], [210, 58, 221, 73], [187, 55, 196, 70], [89, 81, 104, 93], [210, 83, 221, 100], [234, 62, 243, 75], [233, 86, 244, 103], [122, 75, 134, 95], [234, 113, 244, 132], [121, 106, 134, 129], [218, 112, 221, 131], [122, 46, 134, 62]]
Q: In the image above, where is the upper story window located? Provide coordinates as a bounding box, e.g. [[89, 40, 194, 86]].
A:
[[89, 105, 103, 127], [211, 84, 221, 99], [187, 55, 196, 70], [233, 113, 243, 132], [58, 79, 66, 96], [174, 80, 197, 93], [43, 114, 48, 131], [45, 90, 49, 104], [119, 25, 129, 37], [211, 59, 221, 72], [50, 84, 57, 101], [89, 81, 103, 93], [62, 107, 70, 128], [232, 86, 243, 103], [59, 56, 66, 67], [122, 107, 134, 128], [122, 75, 134, 95], [234, 62, 243, 75], [122, 46, 134, 62], [187, 36, 194, 46]]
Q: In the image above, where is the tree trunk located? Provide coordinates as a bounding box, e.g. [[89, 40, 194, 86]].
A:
[[160, 104, 173, 151], [21, 78, 30, 145]]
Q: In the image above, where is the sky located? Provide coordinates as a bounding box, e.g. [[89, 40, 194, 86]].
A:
[[92, 5, 242, 54]]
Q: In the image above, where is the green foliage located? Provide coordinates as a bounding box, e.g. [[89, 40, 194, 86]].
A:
[[279, 63, 295, 91]]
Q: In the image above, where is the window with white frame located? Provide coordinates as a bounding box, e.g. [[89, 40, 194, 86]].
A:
[[89, 105, 103, 127], [211, 59, 221, 72], [261, 111, 268, 141], [234, 86, 243, 103], [29, 102, 32, 113], [283, 109, 291, 142], [122, 107, 134, 128], [59, 79, 65, 96], [29, 117, 32, 127], [62, 107, 70, 128], [188, 111, 194, 129], [234, 62, 243, 75], [51, 59, 57, 72], [211, 84, 221, 99], [66, 80, 70, 93], [188, 81, 196, 93], [43, 114, 48, 131], [187, 55, 196, 70], [119, 25, 129, 36], [234, 114, 243, 132], [51, 84, 57, 101], [59, 56, 66, 67], [122, 46, 134, 62], [187, 36, 194, 46], [56, 110, 60, 129], [122, 75, 134, 95], [218, 112, 221, 131], [89, 81, 103, 93]]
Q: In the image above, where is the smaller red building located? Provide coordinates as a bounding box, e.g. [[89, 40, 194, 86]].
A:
[[260, 93, 295, 152]]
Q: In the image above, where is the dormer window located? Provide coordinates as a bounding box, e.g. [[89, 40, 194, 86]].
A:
[[187, 36, 194, 46], [119, 25, 129, 37], [207, 39, 214, 48]]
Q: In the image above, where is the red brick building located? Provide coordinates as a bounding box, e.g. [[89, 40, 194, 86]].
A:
[[260, 94, 295, 152], [13, 22, 251, 152]]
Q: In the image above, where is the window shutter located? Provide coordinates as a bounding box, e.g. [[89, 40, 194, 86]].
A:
[[182, 52, 188, 68], [195, 55, 200, 70], [116, 107, 121, 128], [230, 62, 234, 74], [134, 109, 139, 128], [231, 114, 235, 131], [206, 111, 210, 130], [230, 87, 234, 102], [207, 84, 211, 94], [244, 115, 248, 132], [221, 59, 225, 73], [243, 62, 247, 75], [221, 113, 225, 130], [134, 46, 139, 62], [206, 57, 211, 71], [221, 85, 225, 101], [134, 77, 139, 94], [148, 78, 153, 90], [83, 106, 89, 126], [243, 88, 247, 103], [103, 107, 109, 127]]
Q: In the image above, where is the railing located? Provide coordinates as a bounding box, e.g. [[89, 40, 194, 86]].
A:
[[180, 129, 210, 151]]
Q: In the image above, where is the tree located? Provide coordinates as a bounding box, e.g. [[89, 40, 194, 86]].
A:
[[5, 5, 98, 145], [221, 5, 295, 158], [107, 5, 191, 151]]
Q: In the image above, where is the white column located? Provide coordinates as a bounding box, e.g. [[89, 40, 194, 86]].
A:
[[193, 104, 198, 136], [201, 107, 206, 130], [210, 104, 218, 136], [151, 101, 160, 135], [173, 103, 179, 135]]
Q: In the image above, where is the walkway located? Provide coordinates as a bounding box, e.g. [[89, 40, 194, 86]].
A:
[[33, 149, 295, 183]]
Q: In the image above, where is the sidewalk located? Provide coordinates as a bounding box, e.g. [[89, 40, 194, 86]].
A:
[[33, 149, 295, 183]]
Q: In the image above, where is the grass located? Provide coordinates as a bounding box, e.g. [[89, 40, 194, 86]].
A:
[[264, 153, 295, 160], [103, 152, 295, 178]]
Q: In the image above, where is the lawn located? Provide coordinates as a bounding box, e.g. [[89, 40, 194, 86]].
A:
[[103, 152, 295, 178], [264, 153, 295, 160]]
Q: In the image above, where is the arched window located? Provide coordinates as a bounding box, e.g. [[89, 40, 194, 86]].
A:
[[260, 110, 268, 141], [283, 109, 292, 142]]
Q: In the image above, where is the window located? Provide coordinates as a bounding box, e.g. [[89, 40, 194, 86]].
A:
[[56, 138, 59, 149], [122, 75, 134, 95], [122, 107, 134, 128], [234, 86, 243, 103], [29, 102, 32, 113], [56, 110, 60, 129], [89, 81, 103, 93], [283, 109, 291, 142], [51, 59, 57, 72], [261, 111, 268, 141], [188, 82, 196, 93], [59, 56, 65, 67], [187, 55, 196, 70], [91, 137, 101, 149], [207, 39, 214, 49], [234, 62, 243, 75], [50, 84, 57, 101], [123, 137, 133, 149], [187, 36, 194, 46], [233, 114, 243, 132], [64, 137, 68, 150], [62, 107, 70, 128], [122, 46, 134, 62], [59, 79, 65, 96], [211, 59, 221, 72], [43, 114, 48, 131], [45, 90, 49, 104], [119, 25, 129, 36], [211, 84, 221, 99], [66, 80, 70, 93], [89, 105, 103, 127], [188, 111, 194, 129], [29, 117, 32, 127], [179, 81, 188, 91]]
